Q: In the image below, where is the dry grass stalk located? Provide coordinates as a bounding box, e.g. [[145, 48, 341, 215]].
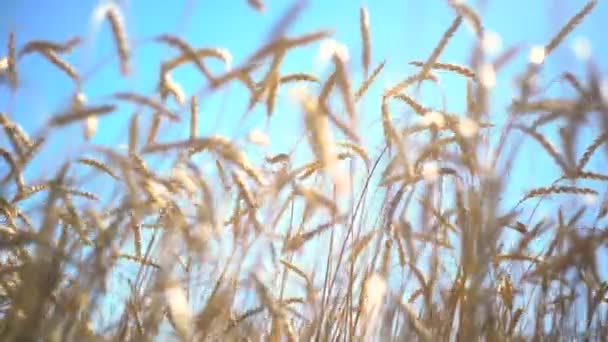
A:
[[114, 92, 180, 121], [62, 188, 100, 201], [360, 6, 371, 77], [12, 183, 49, 203], [265, 68, 280, 117], [106, 4, 131, 75], [513, 124, 571, 175], [333, 55, 356, 120], [115, 253, 161, 268], [573, 171, 608, 181], [49, 104, 116, 127], [247, 0, 265, 12], [493, 45, 521, 71], [355, 60, 385, 100], [39, 49, 79, 81], [562, 72, 587, 97], [0, 113, 30, 159], [511, 99, 592, 114], [280, 259, 310, 283], [7, 32, 17, 89], [518, 185, 598, 205], [393, 93, 429, 116], [2, 2, 608, 341], [18, 37, 80, 57], [232, 170, 257, 210], [381, 98, 400, 150], [211, 30, 330, 89], [384, 74, 420, 99], [301, 92, 341, 187], [449, 1, 483, 38], [417, 15, 462, 86], [157, 35, 218, 82], [128, 113, 140, 154], [0, 147, 18, 184], [395, 293, 433, 341], [293, 184, 338, 215], [146, 113, 162, 146], [190, 96, 198, 140], [69, 93, 97, 141], [577, 132, 607, 171], [266, 153, 290, 164], [409, 60, 476, 79], [284, 219, 337, 252], [159, 72, 186, 104], [163, 47, 232, 72], [338, 141, 370, 169], [280, 73, 318, 84], [544, 0, 597, 57], [349, 229, 378, 262], [77, 158, 119, 180]]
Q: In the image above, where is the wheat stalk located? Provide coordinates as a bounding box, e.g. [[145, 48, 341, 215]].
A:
[[106, 4, 131, 75], [577, 132, 608, 171], [545, 0, 597, 57], [49, 105, 116, 127], [409, 61, 476, 79], [7, 31, 17, 89], [360, 6, 371, 77], [113, 92, 180, 121], [190, 96, 198, 140], [355, 60, 385, 100], [157, 34, 216, 82], [280, 73, 319, 84], [518, 185, 597, 206], [18, 37, 81, 57], [77, 158, 118, 180], [417, 15, 463, 86], [449, 1, 483, 38]]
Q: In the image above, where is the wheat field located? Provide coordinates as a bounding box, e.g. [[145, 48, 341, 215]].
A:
[[1, 0, 608, 341]]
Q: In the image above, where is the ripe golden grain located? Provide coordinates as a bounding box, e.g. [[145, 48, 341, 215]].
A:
[[50, 104, 116, 127], [160, 72, 186, 104], [190, 96, 198, 140], [577, 132, 607, 171], [393, 93, 429, 116], [247, 0, 265, 12], [355, 60, 385, 100], [518, 185, 598, 205], [40, 49, 79, 82], [163, 47, 232, 72], [360, 6, 371, 77], [280, 73, 319, 84], [106, 4, 131, 75], [128, 113, 139, 154], [449, 1, 483, 38], [284, 219, 337, 252], [417, 15, 462, 86], [1, 3, 606, 340], [157, 34, 215, 82], [333, 55, 356, 120], [545, 0, 597, 57], [18, 37, 81, 57], [7, 32, 17, 89], [0, 113, 30, 159], [513, 124, 571, 175], [146, 113, 162, 146], [408, 61, 476, 79], [77, 158, 119, 180], [113, 92, 180, 122]]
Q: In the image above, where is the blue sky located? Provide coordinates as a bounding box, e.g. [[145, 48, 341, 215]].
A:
[[2, 0, 608, 336]]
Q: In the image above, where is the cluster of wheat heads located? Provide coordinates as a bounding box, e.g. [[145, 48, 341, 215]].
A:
[[1, 0, 608, 340]]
